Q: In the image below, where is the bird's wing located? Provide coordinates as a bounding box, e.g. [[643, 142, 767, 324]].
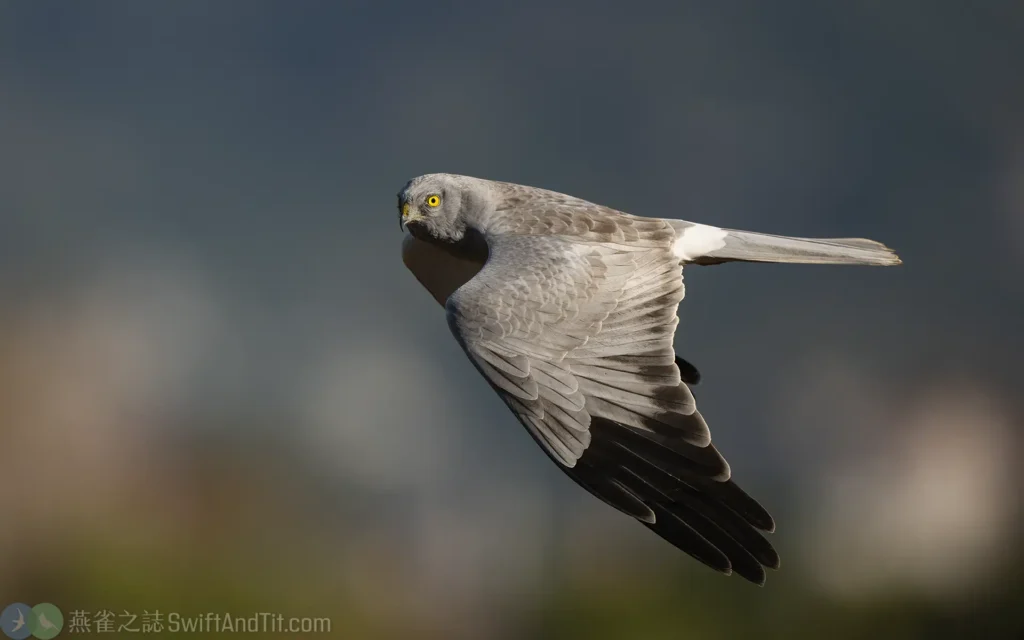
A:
[[489, 183, 677, 247], [445, 234, 778, 584]]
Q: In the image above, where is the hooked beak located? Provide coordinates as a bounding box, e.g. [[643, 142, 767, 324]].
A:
[[399, 202, 422, 231]]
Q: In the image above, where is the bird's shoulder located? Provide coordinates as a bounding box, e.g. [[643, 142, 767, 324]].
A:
[[485, 182, 676, 248]]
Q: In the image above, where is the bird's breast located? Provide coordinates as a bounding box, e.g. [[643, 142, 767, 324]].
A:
[[401, 234, 486, 307]]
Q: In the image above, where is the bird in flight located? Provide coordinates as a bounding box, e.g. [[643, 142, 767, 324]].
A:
[[399, 173, 901, 585], [10, 609, 25, 633]]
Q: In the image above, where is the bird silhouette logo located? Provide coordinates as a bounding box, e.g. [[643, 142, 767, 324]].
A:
[[0, 604, 32, 640], [1, 604, 63, 640], [29, 606, 62, 640]]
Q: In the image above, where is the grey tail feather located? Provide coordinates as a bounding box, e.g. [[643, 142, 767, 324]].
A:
[[694, 228, 902, 267]]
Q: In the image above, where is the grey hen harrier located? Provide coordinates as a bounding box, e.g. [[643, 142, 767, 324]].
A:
[[399, 173, 900, 585]]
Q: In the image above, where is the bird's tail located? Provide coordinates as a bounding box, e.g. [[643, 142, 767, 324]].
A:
[[668, 221, 902, 267]]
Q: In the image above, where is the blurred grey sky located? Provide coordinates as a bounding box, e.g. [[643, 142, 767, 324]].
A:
[[2, 2, 1023, 633]]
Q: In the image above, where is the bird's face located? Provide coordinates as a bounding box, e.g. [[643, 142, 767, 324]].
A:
[[398, 174, 470, 244]]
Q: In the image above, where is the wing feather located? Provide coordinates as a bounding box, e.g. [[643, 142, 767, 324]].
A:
[[442, 232, 777, 583]]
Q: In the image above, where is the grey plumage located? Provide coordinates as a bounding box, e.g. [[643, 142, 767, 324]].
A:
[[399, 173, 901, 585], [679, 225, 903, 266]]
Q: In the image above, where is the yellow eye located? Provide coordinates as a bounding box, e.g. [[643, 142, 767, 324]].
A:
[[426, 194, 441, 207]]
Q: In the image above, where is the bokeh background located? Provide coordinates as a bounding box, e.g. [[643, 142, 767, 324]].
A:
[[2, 2, 1023, 638]]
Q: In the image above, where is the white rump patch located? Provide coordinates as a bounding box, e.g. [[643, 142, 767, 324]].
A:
[[671, 223, 728, 261]]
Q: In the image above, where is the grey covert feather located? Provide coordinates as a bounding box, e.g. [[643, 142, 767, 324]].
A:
[[399, 173, 901, 585]]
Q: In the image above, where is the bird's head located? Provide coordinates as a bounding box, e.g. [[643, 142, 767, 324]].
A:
[[397, 173, 490, 244]]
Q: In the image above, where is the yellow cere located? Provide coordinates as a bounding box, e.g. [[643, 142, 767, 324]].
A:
[[401, 203, 410, 217], [426, 194, 441, 207]]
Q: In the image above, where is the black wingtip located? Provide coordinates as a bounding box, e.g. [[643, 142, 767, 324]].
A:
[[573, 420, 781, 587], [675, 355, 701, 386]]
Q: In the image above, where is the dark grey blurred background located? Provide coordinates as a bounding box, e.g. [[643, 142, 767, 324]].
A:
[[2, 2, 1022, 638]]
